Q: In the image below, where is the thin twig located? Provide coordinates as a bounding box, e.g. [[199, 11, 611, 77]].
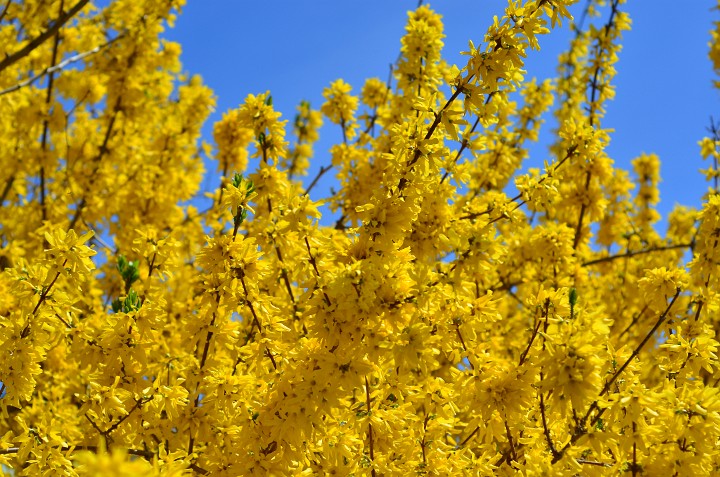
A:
[[365, 376, 377, 477], [0, 0, 12, 24], [582, 243, 692, 267], [459, 425, 478, 447], [304, 165, 332, 196], [21, 259, 67, 338]]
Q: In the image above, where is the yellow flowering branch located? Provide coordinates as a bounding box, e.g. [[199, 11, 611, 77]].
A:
[[552, 288, 683, 464], [20, 258, 68, 339], [238, 273, 278, 371], [0, 0, 90, 74], [572, 0, 622, 250], [0, 35, 124, 97]]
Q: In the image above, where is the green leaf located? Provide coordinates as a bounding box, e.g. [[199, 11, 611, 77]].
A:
[[117, 254, 140, 293], [569, 288, 578, 307], [112, 289, 143, 313]]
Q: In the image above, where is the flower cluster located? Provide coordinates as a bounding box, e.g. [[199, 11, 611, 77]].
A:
[[1, 0, 719, 475]]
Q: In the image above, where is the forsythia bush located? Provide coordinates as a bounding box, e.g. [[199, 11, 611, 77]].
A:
[[1, 0, 719, 475]]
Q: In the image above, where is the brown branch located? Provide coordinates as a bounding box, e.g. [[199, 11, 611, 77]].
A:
[[304, 165, 332, 196], [551, 288, 682, 464], [600, 289, 681, 399], [420, 414, 430, 465], [21, 259, 67, 338], [397, 80, 469, 194], [459, 144, 577, 222], [540, 388, 559, 459], [0, 0, 90, 74], [0, 174, 15, 204], [504, 420, 517, 463], [84, 413, 103, 435], [440, 92, 496, 185], [440, 115, 481, 184], [68, 106, 120, 230], [618, 304, 648, 341], [237, 274, 277, 371], [105, 397, 150, 436], [0, 0, 11, 24], [576, 458, 612, 467], [275, 244, 296, 304], [572, 170, 592, 250], [365, 376, 377, 477], [68, 197, 87, 231], [304, 236, 331, 306], [518, 320, 542, 366], [573, 0, 620, 249], [582, 243, 692, 267], [518, 300, 548, 366], [0, 445, 151, 458], [240, 274, 263, 339], [198, 310, 217, 371], [459, 425, 479, 447]]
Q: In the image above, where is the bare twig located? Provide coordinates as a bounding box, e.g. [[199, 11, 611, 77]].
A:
[[582, 243, 692, 267], [304, 165, 332, 196]]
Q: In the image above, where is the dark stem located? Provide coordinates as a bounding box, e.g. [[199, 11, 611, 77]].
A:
[[582, 242, 692, 267], [365, 376, 377, 477]]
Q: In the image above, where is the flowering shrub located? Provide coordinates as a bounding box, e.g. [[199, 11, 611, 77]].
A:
[[0, 0, 719, 475]]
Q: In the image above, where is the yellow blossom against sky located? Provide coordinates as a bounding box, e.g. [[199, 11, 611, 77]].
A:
[[1, 1, 720, 475]]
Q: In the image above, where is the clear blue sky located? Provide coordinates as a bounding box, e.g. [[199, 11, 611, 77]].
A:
[[163, 1, 718, 226]]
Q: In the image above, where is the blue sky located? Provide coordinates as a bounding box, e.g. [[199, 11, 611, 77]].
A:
[[163, 1, 718, 227]]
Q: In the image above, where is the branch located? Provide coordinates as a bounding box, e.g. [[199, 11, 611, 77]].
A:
[[365, 376, 377, 477], [237, 274, 277, 371], [598, 289, 681, 399], [458, 425, 479, 447], [20, 259, 67, 339], [582, 242, 692, 267], [518, 299, 548, 366], [0, 1, 11, 24], [105, 397, 150, 436], [397, 80, 469, 194], [551, 288, 682, 464], [540, 389, 559, 459], [440, 92, 495, 185], [458, 144, 577, 222], [576, 458, 612, 467], [504, 420, 517, 463], [440, 116, 480, 184], [304, 165, 332, 196], [304, 236, 331, 306], [0, 0, 90, 74], [0, 34, 122, 97]]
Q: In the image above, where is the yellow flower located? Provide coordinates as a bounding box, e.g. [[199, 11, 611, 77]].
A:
[[44, 228, 96, 275]]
